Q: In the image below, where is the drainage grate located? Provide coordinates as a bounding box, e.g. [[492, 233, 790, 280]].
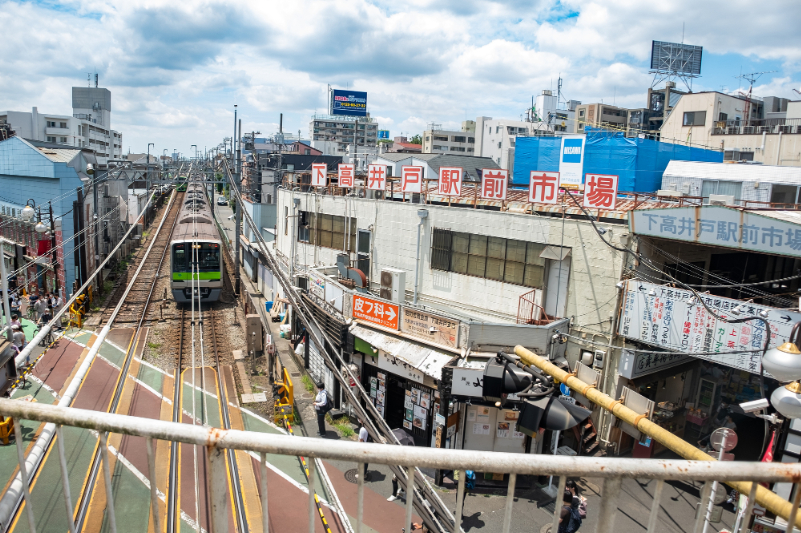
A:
[[344, 469, 370, 484]]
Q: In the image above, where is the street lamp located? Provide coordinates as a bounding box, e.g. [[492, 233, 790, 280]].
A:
[[20, 200, 35, 222], [763, 323, 801, 419]]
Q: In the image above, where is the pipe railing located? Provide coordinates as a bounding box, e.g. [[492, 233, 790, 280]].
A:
[[2, 399, 801, 533]]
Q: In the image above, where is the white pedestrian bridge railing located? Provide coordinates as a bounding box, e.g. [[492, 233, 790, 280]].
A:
[[2, 399, 801, 533]]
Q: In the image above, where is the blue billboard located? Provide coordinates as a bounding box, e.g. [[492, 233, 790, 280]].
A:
[[331, 89, 367, 117], [378, 130, 390, 139]]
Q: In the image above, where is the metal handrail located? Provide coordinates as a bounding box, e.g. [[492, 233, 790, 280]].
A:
[[3, 399, 801, 533]]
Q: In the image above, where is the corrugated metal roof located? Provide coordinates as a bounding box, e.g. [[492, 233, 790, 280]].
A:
[[664, 160, 801, 185], [350, 325, 454, 380], [427, 154, 499, 181], [755, 210, 801, 225], [35, 147, 80, 163]]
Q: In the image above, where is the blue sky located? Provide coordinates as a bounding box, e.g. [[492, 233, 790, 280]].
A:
[[1, 0, 799, 155]]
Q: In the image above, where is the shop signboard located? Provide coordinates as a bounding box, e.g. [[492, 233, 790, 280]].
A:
[[618, 280, 801, 374], [331, 89, 367, 117], [619, 348, 690, 379], [401, 308, 459, 348], [377, 350, 425, 384], [451, 367, 483, 398], [630, 205, 801, 259], [308, 270, 326, 299], [558, 135, 585, 189], [353, 294, 399, 329]]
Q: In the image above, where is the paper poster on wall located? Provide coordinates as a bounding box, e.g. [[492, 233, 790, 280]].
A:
[[412, 389, 421, 404], [433, 403, 440, 414], [497, 422, 510, 438], [405, 389, 411, 397], [414, 405, 426, 419], [405, 409, 413, 421], [512, 424, 525, 439], [447, 424, 457, 438], [370, 377, 377, 387], [467, 410, 476, 422], [420, 398, 430, 410], [377, 372, 386, 380], [403, 420, 413, 430], [404, 397, 413, 409], [422, 392, 431, 403], [413, 416, 426, 430], [476, 406, 490, 421], [473, 423, 491, 435], [376, 390, 385, 405], [503, 410, 519, 421], [370, 387, 376, 398], [377, 406, 384, 418]]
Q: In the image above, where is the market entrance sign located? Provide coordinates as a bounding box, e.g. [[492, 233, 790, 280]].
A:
[[618, 280, 801, 374], [630, 205, 801, 258]]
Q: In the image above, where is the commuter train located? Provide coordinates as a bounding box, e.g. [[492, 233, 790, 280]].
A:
[[170, 181, 224, 303]]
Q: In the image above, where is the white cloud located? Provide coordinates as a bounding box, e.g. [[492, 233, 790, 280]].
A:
[[0, 0, 799, 154]]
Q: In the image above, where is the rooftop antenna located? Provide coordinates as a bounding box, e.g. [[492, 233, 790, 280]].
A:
[[87, 73, 91, 87], [735, 70, 777, 127], [95, 73, 98, 88]]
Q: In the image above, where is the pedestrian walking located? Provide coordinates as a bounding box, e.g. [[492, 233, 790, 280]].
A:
[[387, 474, 406, 502], [33, 297, 44, 321], [357, 420, 371, 479], [566, 480, 587, 518], [313, 382, 330, 437], [559, 489, 583, 533]]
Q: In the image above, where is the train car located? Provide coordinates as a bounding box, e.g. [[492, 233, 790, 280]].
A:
[[176, 175, 188, 192], [170, 181, 224, 303]]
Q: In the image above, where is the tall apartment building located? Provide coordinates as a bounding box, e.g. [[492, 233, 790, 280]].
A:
[[422, 121, 476, 154], [309, 114, 378, 158], [0, 86, 123, 164]]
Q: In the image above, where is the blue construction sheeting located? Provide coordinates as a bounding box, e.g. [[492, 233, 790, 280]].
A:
[[512, 128, 722, 192]]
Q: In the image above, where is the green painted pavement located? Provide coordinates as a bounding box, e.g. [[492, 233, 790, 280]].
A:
[[181, 373, 221, 429], [99, 455, 153, 533]]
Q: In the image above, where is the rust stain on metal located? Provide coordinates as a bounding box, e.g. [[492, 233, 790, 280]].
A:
[[206, 427, 225, 449]]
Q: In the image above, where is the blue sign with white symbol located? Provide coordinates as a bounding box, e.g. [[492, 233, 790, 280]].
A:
[[378, 130, 390, 139], [560, 383, 571, 396], [562, 139, 583, 163]]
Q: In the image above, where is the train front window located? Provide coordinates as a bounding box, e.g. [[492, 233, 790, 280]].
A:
[[198, 244, 220, 272], [173, 244, 188, 273]]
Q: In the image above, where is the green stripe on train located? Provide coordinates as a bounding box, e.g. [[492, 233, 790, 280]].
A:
[[172, 272, 221, 280]]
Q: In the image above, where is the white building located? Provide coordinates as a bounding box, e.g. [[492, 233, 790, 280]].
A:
[[309, 114, 378, 159], [422, 121, 476, 154], [0, 86, 123, 164], [660, 92, 801, 166], [474, 116, 554, 172]]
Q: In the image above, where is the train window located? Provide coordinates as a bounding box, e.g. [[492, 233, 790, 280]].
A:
[[198, 244, 220, 272], [173, 244, 187, 273]]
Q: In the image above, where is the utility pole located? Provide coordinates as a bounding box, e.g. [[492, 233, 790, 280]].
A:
[[48, 202, 59, 295], [147, 143, 154, 225], [234, 113, 241, 296], [93, 169, 100, 278]]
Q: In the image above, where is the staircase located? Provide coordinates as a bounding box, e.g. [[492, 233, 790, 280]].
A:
[[580, 418, 606, 457]]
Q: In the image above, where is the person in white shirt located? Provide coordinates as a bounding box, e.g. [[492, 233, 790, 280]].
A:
[[312, 382, 328, 437], [358, 421, 370, 478]]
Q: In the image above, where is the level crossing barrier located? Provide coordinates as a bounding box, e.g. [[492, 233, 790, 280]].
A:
[[3, 399, 801, 533]]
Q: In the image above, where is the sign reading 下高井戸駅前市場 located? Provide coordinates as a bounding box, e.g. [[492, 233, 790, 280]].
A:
[[630, 205, 801, 259], [618, 280, 801, 375]]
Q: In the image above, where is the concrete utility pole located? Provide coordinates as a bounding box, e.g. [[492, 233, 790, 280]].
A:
[[234, 117, 242, 296]]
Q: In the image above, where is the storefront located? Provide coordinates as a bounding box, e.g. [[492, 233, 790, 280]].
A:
[[351, 325, 453, 447]]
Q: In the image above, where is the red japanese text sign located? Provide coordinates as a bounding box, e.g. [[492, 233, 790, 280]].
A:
[[582, 173, 618, 209], [438, 166, 462, 197], [367, 164, 387, 190], [529, 171, 560, 204], [352, 294, 399, 330], [338, 164, 354, 188], [481, 169, 508, 200], [311, 163, 327, 187], [401, 165, 423, 193]]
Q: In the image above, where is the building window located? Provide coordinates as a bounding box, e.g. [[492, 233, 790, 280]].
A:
[[498, 142, 502, 148], [495, 126, 500, 133], [430, 228, 546, 287], [578, 110, 585, 118], [468, 137, 475, 143], [298, 211, 357, 251], [719, 112, 728, 122], [701, 180, 742, 203], [450, 147, 465, 152], [452, 136, 466, 143], [59, 137, 67, 143], [60, 122, 67, 128], [434, 136, 448, 141], [683, 111, 707, 126], [47, 136, 56, 143]]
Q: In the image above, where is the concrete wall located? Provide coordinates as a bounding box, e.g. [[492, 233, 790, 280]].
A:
[[275, 190, 629, 349]]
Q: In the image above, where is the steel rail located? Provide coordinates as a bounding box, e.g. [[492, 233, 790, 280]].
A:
[[208, 307, 249, 533], [3, 399, 801, 483], [166, 306, 186, 533], [72, 186, 182, 532]]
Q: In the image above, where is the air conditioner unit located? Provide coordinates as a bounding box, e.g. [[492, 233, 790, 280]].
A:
[[379, 268, 406, 304], [709, 194, 736, 206]]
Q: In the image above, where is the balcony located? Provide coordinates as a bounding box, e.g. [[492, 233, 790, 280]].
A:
[[712, 118, 801, 135]]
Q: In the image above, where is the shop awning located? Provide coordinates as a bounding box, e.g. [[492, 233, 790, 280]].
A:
[[350, 324, 455, 381]]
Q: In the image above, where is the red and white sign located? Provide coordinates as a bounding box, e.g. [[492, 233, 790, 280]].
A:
[[438, 166, 462, 197], [338, 164, 354, 188], [401, 165, 423, 193], [582, 173, 618, 209], [480, 169, 508, 200], [352, 294, 399, 330], [529, 171, 560, 204], [367, 164, 387, 190], [311, 163, 327, 187]]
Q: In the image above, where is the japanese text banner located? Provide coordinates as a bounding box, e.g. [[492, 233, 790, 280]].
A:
[[311, 163, 327, 187], [481, 169, 508, 200], [618, 280, 801, 374], [630, 205, 801, 259]]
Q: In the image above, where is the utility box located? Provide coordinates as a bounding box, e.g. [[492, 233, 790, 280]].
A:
[[246, 314, 263, 352], [380, 268, 406, 303]]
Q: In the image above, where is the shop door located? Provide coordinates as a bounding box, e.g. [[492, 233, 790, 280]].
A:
[[386, 374, 406, 431], [545, 259, 570, 318]]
